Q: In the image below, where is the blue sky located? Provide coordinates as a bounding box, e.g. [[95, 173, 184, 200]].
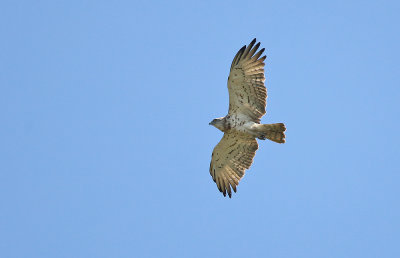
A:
[[1, 0, 399, 257]]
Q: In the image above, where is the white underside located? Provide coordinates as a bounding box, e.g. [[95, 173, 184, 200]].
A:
[[228, 114, 259, 137]]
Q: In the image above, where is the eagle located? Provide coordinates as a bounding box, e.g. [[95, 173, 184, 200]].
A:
[[209, 38, 286, 198]]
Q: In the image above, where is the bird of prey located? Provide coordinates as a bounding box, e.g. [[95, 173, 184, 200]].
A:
[[209, 38, 286, 198]]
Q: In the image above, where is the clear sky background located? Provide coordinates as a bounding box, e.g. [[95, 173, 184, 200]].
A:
[[1, 1, 399, 257]]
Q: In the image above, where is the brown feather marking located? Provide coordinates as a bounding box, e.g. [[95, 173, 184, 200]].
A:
[[209, 131, 259, 198]]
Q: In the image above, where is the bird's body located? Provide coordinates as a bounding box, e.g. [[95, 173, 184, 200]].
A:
[[210, 115, 257, 136], [209, 38, 286, 198]]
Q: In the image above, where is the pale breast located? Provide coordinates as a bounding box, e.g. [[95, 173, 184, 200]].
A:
[[226, 115, 257, 135]]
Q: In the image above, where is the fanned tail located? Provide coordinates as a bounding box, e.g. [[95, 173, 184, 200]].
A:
[[255, 123, 286, 143]]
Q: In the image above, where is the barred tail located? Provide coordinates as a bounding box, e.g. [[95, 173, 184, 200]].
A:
[[255, 123, 286, 143]]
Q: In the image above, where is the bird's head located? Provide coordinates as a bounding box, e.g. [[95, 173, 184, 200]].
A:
[[209, 117, 225, 131]]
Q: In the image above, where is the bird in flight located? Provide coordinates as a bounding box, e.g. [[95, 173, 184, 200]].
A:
[[209, 38, 286, 198]]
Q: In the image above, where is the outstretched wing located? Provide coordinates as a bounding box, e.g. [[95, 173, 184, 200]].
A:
[[228, 38, 267, 123], [210, 131, 258, 198]]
